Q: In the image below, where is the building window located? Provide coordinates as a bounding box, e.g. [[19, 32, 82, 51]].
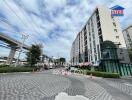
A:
[[84, 35, 87, 40], [97, 22, 101, 28], [85, 40, 87, 45], [98, 28, 102, 36], [88, 25, 90, 31], [116, 36, 119, 39], [93, 40, 96, 47], [92, 34, 95, 39], [92, 28, 94, 32], [96, 9, 100, 22], [113, 22, 116, 27], [97, 44, 100, 59], [128, 39, 132, 42], [90, 43, 92, 49], [91, 56, 93, 61], [114, 29, 118, 32], [95, 9, 99, 15], [99, 35, 103, 43], [121, 57, 125, 61], [130, 43, 132, 47], [89, 32, 91, 36], [111, 16, 115, 21], [94, 48, 96, 53], [95, 55, 97, 61], [127, 34, 130, 38], [91, 19, 93, 26], [89, 37, 91, 41]]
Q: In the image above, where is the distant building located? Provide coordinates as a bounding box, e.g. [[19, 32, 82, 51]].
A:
[[123, 25, 132, 49], [70, 6, 132, 76]]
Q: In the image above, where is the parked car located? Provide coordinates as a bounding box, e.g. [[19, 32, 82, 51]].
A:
[[65, 66, 70, 71], [49, 65, 53, 69], [70, 66, 78, 72]]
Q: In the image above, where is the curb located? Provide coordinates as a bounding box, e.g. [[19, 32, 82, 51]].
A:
[[0, 72, 31, 76]]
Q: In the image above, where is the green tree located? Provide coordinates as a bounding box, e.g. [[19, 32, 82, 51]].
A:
[[101, 40, 117, 59], [54, 59, 60, 65], [59, 57, 66, 65], [26, 44, 42, 67], [101, 40, 116, 50]]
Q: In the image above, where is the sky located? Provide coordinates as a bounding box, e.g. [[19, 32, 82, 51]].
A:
[[0, 0, 132, 61]]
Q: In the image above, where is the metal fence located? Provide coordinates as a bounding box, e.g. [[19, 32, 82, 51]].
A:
[[99, 60, 132, 76]]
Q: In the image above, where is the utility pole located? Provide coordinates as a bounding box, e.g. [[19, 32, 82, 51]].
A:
[[15, 33, 29, 67]]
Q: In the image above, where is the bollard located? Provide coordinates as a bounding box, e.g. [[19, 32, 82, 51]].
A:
[[64, 71, 67, 76], [90, 73, 92, 78], [33, 69, 34, 73]]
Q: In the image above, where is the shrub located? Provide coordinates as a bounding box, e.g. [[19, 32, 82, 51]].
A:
[[88, 71, 120, 78], [75, 70, 78, 73], [0, 67, 33, 73], [71, 70, 74, 73], [76, 70, 120, 78], [0, 64, 9, 68]]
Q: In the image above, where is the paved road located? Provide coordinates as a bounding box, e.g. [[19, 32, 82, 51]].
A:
[[0, 69, 132, 100]]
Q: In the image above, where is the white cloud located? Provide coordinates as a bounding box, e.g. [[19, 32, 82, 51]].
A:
[[19, 0, 40, 14], [0, 48, 10, 57], [44, 0, 67, 12], [0, 20, 15, 33]]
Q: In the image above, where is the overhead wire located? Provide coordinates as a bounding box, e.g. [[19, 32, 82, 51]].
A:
[[3, 0, 29, 28], [1, 0, 45, 52], [16, 2, 45, 44], [0, 43, 27, 54], [3, 0, 46, 44]]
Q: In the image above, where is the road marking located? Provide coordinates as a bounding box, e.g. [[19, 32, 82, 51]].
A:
[[55, 92, 89, 100]]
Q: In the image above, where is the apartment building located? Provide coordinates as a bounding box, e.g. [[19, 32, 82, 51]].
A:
[[70, 6, 130, 66], [123, 25, 132, 49]]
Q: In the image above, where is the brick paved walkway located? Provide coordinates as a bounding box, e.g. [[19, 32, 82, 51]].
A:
[[0, 70, 132, 100]]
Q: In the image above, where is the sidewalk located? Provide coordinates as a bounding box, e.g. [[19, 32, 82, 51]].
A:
[[69, 71, 103, 79], [0, 72, 31, 76], [121, 76, 132, 80]]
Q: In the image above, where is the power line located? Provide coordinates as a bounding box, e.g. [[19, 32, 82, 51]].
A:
[[0, 40, 9, 45], [15, 2, 46, 44], [0, 44, 10, 49], [4, 0, 43, 37], [0, 18, 11, 26], [0, 43, 27, 54], [3, 0, 46, 46], [3, 0, 45, 45], [3, 0, 29, 28], [16, 4, 42, 36], [0, 18, 21, 34]]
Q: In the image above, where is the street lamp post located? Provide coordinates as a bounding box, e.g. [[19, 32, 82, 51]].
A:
[[15, 34, 29, 67]]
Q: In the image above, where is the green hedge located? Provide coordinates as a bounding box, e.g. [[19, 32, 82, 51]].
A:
[[75, 70, 120, 78], [0, 64, 9, 68], [0, 67, 33, 73]]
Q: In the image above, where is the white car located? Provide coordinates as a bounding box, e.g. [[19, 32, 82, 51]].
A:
[[70, 67, 78, 72], [49, 65, 53, 69]]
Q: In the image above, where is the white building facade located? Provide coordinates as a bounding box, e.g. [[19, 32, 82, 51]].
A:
[[123, 25, 132, 49], [70, 6, 130, 65]]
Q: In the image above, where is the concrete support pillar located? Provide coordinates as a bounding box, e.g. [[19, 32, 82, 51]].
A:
[[6, 47, 16, 65]]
